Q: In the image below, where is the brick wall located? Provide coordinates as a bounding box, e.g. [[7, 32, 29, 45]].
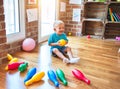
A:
[[0, 0, 7, 63], [0, 0, 39, 63], [59, 0, 82, 36], [25, 0, 38, 42]]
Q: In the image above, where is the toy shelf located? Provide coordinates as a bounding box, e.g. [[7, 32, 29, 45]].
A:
[[82, 1, 120, 39]]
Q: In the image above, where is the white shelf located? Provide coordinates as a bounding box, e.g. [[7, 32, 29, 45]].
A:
[[83, 18, 103, 22]]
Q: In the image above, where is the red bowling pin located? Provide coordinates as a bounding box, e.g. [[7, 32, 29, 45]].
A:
[[7, 62, 24, 70], [72, 69, 90, 85]]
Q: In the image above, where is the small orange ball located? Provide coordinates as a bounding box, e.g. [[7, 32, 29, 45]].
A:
[[68, 32, 72, 36]]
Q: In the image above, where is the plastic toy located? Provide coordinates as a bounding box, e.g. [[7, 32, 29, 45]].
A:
[[47, 70, 59, 87], [72, 69, 90, 85], [56, 68, 68, 86], [6, 53, 18, 64], [8, 58, 18, 64], [25, 71, 45, 86], [87, 35, 91, 39], [59, 39, 66, 46], [5, 62, 24, 70], [7, 54, 13, 61], [5, 58, 18, 70], [18, 62, 28, 72], [22, 38, 36, 52], [68, 32, 72, 36], [24, 67, 37, 83], [116, 36, 120, 41]]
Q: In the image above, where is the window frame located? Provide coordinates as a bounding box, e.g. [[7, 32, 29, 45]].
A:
[[5, 0, 25, 43]]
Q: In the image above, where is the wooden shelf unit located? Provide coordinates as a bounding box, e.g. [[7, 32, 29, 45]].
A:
[[81, 2, 107, 38], [82, 1, 120, 39], [104, 23, 120, 38], [104, 2, 120, 38]]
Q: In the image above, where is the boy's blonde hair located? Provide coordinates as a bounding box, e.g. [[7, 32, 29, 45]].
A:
[[53, 20, 64, 28]]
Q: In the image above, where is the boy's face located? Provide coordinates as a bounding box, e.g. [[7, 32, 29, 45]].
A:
[[54, 24, 65, 35]]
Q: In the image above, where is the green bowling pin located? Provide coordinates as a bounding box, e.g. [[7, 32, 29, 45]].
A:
[[18, 62, 28, 72], [56, 68, 68, 86]]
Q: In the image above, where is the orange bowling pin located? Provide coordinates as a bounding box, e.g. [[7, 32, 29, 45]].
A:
[[25, 71, 45, 86]]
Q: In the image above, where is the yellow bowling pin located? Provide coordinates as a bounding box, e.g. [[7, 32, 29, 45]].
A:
[[7, 54, 13, 61], [25, 71, 45, 86], [8, 58, 18, 64]]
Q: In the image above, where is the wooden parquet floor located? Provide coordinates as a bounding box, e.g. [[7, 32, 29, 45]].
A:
[[0, 36, 120, 89]]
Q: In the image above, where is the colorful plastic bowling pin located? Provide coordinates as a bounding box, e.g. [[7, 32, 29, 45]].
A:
[[72, 69, 90, 85], [47, 70, 59, 87], [6, 62, 24, 70], [18, 62, 28, 72], [24, 67, 37, 83], [5, 58, 18, 70], [25, 71, 45, 86], [8, 58, 18, 64], [56, 68, 68, 86], [7, 54, 13, 61]]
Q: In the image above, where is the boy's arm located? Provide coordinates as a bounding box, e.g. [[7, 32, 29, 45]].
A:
[[48, 34, 59, 46], [49, 41, 63, 46], [49, 42, 58, 46]]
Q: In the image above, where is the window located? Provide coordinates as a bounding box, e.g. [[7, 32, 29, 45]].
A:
[[4, 0, 25, 43]]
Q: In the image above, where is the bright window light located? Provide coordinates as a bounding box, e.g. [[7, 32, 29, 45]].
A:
[[4, 0, 25, 43], [4, 0, 20, 35]]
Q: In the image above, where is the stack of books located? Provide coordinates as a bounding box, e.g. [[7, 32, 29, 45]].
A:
[[108, 8, 120, 22]]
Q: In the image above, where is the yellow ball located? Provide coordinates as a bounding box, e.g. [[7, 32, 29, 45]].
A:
[[68, 32, 72, 36], [59, 39, 66, 46]]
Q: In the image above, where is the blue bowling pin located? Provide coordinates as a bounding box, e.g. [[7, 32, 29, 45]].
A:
[[24, 67, 37, 83], [47, 70, 59, 87]]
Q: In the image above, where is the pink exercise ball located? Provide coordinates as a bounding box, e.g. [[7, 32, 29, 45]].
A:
[[22, 38, 36, 52]]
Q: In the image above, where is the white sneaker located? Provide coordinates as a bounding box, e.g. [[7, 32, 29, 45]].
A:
[[63, 58, 70, 64], [69, 57, 80, 63]]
